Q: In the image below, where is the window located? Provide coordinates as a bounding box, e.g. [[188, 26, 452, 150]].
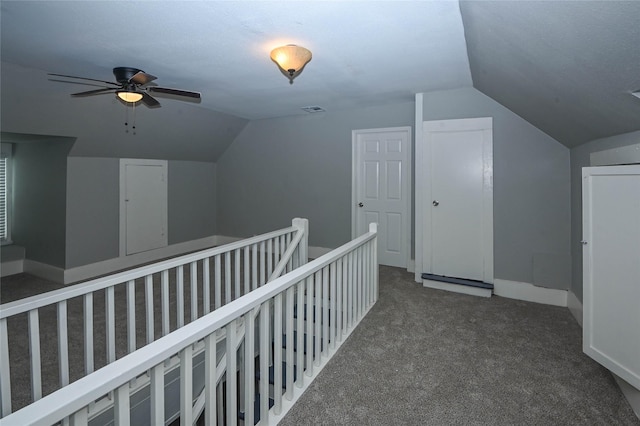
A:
[[1, 143, 13, 245]]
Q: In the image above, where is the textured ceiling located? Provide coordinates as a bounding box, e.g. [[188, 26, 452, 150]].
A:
[[460, 1, 640, 148], [1, 1, 639, 148], [0, 1, 471, 119]]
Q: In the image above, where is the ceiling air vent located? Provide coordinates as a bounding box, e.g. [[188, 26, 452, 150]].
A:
[[301, 106, 326, 113]]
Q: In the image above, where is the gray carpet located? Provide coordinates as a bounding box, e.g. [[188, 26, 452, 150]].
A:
[[279, 266, 639, 425], [1, 267, 638, 425]]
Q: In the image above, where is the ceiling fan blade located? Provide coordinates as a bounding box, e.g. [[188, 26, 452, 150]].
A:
[[71, 88, 117, 97], [141, 92, 161, 108], [130, 71, 157, 86], [48, 73, 120, 86], [148, 86, 201, 100]]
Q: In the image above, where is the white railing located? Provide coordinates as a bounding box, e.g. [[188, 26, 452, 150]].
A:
[[0, 223, 378, 426], [0, 218, 308, 418]]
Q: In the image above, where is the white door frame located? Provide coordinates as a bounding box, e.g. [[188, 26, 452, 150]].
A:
[[415, 117, 493, 283], [119, 158, 168, 257], [351, 126, 412, 269]]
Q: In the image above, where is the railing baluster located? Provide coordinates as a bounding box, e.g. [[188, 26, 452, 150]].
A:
[[243, 246, 250, 296], [274, 236, 280, 267], [28, 309, 42, 401], [296, 280, 305, 387], [252, 243, 258, 291], [341, 256, 347, 337], [286, 234, 292, 272], [314, 271, 322, 367], [234, 249, 241, 300], [273, 293, 283, 414], [356, 247, 362, 320], [330, 262, 337, 349], [180, 345, 193, 426], [243, 310, 255, 426], [259, 240, 266, 286], [225, 252, 232, 304], [214, 255, 222, 309], [190, 261, 198, 322], [204, 333, 217, 426], [114, 383, 130, 426], [322, 266, 329, 358], [336, 257, 347, 341], [84, 293, 94, 374], [106, 286, 116, 363], [71, 406, 88, 426], [161, 270, 170, 336], [267, 238, 273, 278], [177, 266, 185, 328], [285, 287, 295, 400], [305, 276, 314, 377], [0, 318, 12, 416], [203, 258, 211, 315], [259, 301, 270, 423], [226, 320, 238, 426], [347, 252, 353, 329], [126, 280, 136, 353], [145, 275, 154, 344], [150, 363, 164, 425], [57, 300, 70, 387]]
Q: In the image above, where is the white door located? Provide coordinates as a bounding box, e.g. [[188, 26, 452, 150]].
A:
[[352, 127, 411, 268], [418, 118, 493, 283], [582, 165, 640, 390], [120, 159, 168, 256]]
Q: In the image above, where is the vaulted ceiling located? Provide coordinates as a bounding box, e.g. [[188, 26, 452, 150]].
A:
[[1, 1, 638, 149]]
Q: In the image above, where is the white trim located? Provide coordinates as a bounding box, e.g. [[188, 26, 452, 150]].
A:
[[65, 235, 219, 284], [119, 159, 168, 257], [567, 290, 583, 327], [423, 279, 492, 298], [493, 279, 568, 307], [407, 258, 415, 274], [414, 93, 423, 282], [24, 259, 65, 283], [613, 374, 640, 418], [351, 126, 412, 269], [1, 259, 23, 277]]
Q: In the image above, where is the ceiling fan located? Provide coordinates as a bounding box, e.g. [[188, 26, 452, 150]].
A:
[[48, 67, 201, 108]]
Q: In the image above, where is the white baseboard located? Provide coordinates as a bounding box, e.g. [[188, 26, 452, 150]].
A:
[[567, 290, 583, 327], [423, 279, 492, 298], [493, 279, 568, 307], [24, 259, 65, 283], [64, 236, 219, 284], [1, 259, 24, 277]]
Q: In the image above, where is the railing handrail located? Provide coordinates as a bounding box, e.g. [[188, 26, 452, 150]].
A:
[[0, 224, 377, 426], [0, 226, 298, 319]]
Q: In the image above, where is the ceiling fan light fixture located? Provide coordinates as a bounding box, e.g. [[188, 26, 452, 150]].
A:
[[270, 44, 312, 84], [117, 90, 143, 103]]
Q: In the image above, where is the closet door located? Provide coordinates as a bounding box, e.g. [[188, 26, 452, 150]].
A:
[[582, 165, 640, 390]]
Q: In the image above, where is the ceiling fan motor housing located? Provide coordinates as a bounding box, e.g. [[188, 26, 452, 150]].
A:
[[113, 67, 144, 84]]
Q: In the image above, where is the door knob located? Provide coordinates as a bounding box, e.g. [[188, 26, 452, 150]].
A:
[[358, 202, 364, 207], [432, 200, 439, 206]]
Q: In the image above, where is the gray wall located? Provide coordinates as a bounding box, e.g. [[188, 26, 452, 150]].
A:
[[1, 62, 248, 163], [216, 102, 414, 249], [12, 139, 74, 267], [65, 157, 218, 268], [65, 157, 120, 268], [570, 130, 640, 301], [168, 161, 217, 245], [422, 88, 571, 288]]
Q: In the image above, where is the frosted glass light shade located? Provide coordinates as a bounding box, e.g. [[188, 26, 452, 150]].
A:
[[270, 45, 312, 82], [117, 91, 143, 103]]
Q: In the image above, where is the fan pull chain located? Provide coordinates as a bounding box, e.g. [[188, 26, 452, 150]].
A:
[[132, 102, 137, 135], [124, 104, 129, 133]]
